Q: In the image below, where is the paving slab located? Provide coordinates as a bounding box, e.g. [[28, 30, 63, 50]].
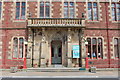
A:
[[1, 70, 119, 78]]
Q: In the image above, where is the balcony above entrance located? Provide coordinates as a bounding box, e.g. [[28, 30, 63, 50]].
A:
[[27, 18, 85, 28]]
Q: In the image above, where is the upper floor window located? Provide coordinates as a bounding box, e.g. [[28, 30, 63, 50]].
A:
[[64, 2, 75, 18], [13, 37, 24, 59], [114, 38, 120, 58], [86, 37, 103, 59], [15, 2, 26, 20], [111, 3, 120, 21], [0, 2, 2, 19], [40, 2, 50, 18], [88, 2, 98, 21]]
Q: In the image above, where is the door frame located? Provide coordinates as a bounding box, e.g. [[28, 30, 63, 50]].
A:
[[51, 40, 62, 65]]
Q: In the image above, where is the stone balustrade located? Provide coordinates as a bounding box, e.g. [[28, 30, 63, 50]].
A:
[[27, 18, 85, 27]]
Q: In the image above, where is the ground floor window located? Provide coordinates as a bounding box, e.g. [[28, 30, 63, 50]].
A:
[[12, 37, 24, 59], [114, 38, 120, 58], [86, 37, 103, 59]]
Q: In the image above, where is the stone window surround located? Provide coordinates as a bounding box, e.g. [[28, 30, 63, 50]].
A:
[[85, 36, 105, 59], [11, 36, 25, 60], [15, 2, 26, 20], [109, 1, 120, 23], [1, 0, 119, 21], [112, 37, 120, 59], [12, 0, 27, 22], [62, 1, 76, 18], [37, 1, 51, 18], [86, 0, 101, 22]]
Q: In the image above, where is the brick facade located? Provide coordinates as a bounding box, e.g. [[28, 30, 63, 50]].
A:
[[0, 0, 120, 69]]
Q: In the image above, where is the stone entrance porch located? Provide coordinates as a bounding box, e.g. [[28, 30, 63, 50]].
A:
[[26, 18, 86, 68]]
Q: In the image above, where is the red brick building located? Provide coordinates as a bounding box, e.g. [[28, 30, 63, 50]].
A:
[[0, 0, 120, 69]]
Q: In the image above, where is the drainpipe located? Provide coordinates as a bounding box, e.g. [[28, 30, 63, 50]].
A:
[[105, 2, 111, 68], [79, 29, 82, 67], [31, 29, 34, 67]]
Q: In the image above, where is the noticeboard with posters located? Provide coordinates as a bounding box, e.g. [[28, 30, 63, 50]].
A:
[[72, 45, 80, 58]]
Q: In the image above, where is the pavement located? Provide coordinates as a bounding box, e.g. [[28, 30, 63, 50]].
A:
[[0, 70, 119, 78]]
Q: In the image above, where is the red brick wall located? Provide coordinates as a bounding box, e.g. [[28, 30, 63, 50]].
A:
[[52, 2, 62, 18], [1, 1, 120, 69]]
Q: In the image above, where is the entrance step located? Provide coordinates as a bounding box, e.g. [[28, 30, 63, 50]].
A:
[[27, 68, 84, 72], [53, 65, 63, 68]]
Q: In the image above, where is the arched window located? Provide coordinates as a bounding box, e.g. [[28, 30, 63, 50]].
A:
[[19, 38, 24, 58], [87, 38, 91, 58], [13, 37, 18, 58], [92, 38, 97, 59], [86, 37, 103, 59], [114, 38, 119, 58], [12, 37, 24, 59], [98, 38, 103, 59]]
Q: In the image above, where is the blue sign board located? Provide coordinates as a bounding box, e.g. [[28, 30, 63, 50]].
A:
[[72, 45, 80, 58]]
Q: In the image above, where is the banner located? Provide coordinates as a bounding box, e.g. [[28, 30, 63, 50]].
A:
[[72, 45, 80, 58]]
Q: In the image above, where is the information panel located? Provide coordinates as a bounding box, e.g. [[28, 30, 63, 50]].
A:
[[72, 45, 80, 58]]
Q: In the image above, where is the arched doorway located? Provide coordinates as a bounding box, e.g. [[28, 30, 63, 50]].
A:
[[51, 40, 62, 64]]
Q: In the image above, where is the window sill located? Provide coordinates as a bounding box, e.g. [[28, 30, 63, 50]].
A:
[[88, 58, 103, 60], [112, 21, 120, 23], [13, 19, 26, 22], [87, 20, 100, 23], [114, 58, 119, 59], [12, 58, 24, 60]]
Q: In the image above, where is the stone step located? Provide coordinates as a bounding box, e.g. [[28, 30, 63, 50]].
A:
[[27, 68, 85, 72]]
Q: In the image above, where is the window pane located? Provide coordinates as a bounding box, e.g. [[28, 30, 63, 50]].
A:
[[21, 2, 26, 19], [117, 8, 120, 20], [45, 7, 50, 18], [64, 7, 68, 18], [88, 3, 92, 7], [93, 3, 97, 7], [13, 38, 18, 58], [112, 8, 116, 20], [112, 3, 115, 7], [16, 2, 20, 19], [92, 38, 97, 45], [114, 38, 119, 58], [114, 38, 118, 45], [40, 2, 44, 17], [70, 8, 74, 18], [88, 8, 92, 20], [45, 2, 50, 6], [64, 2, 68, 6], [0, 2, 2, 19], [93, 7, 98, 20], [92, 38, 97, 59], [40, 2, 44, 6], [70, 2, 74, 6], [116, 4, 120, 8], [45, 2, 50, 18], [19, 38, 24, 58], [87, 38, 91, 58], [98, 38, 103, 59]]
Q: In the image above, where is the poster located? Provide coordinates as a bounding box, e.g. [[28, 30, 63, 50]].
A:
[[72, 45, 80, 58]]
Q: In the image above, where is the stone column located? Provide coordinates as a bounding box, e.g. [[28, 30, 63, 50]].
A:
[[26, 28, 33, 68], [67, 28, 72, 67], [81, 28, 86, 68], [40, 28, 49, 67]]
